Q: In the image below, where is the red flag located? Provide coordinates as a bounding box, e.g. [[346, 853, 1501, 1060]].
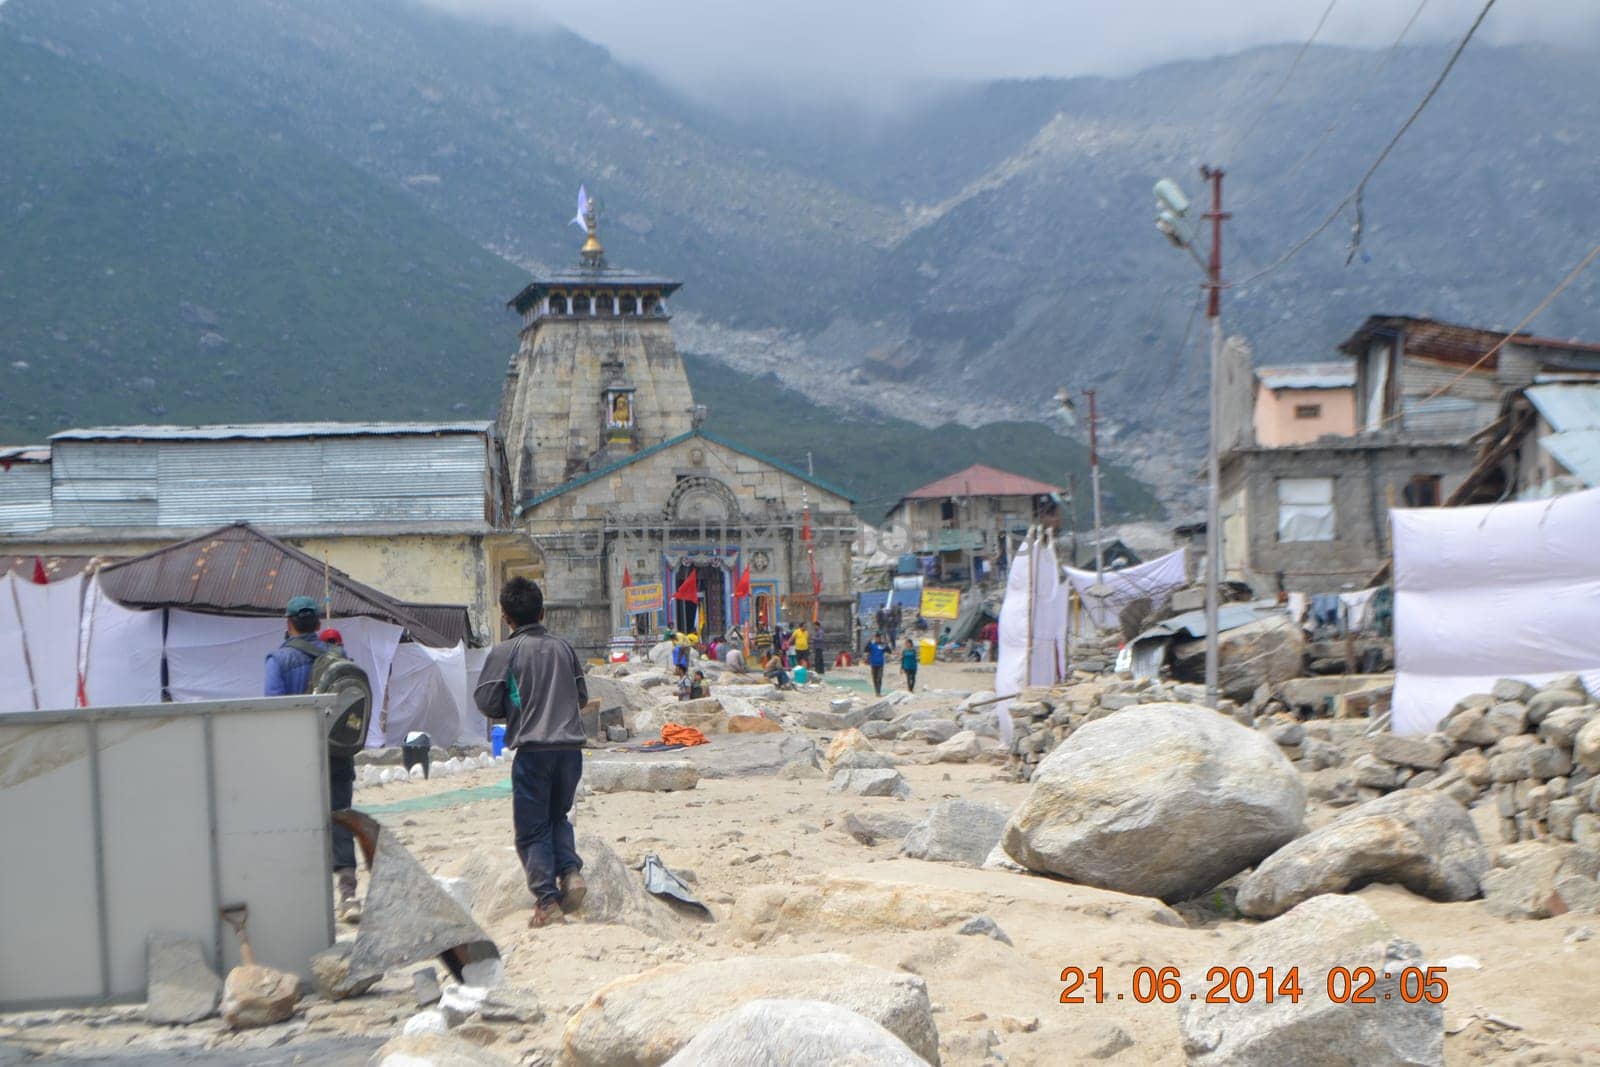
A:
[[733, 565, 751, 599], [622, 566, 633, 588], [31, 556, 48, 585], [800, 509, 812, 542], [672, 570, 699, 603]]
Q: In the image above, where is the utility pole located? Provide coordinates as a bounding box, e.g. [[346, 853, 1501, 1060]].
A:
[[1086, 388, 1104, 587], [1154, 168, 1227, 709], [1200, 165, 1228, 710]]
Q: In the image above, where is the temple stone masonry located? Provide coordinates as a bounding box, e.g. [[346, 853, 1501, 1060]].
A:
[[495, 201, 856, 654]]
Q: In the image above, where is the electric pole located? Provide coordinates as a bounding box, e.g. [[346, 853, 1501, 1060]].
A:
[[1086, 388, 1104, 588], [1153, 167, 1227, 709]]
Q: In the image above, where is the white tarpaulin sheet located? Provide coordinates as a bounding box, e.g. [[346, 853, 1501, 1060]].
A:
[[1392, 488, 1600, 734], [1064, 547, 1188, 636], [79, 578, 164, 708], [7, 572, 85, 711], [994, 534, 1068, 744], [383, 642, 477, 747], [1277, 477, 1335, 542], [1030, 535, 1062, 686], [0, 575, 35, 712], [165, 612, 284, 702], [325, 616, 401, 743]]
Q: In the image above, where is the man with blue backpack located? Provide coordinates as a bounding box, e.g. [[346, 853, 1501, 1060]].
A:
[[265, 595, 371, 922]]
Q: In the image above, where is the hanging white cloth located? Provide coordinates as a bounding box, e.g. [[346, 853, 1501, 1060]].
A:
[[0, 574, 35, 712], [10, 571, 85, 710], [326, 616, 402, 743], [383, 641, 475, 747], [79, 577, 164, 707], [1030, 534, 1062, 687], [1063, 548, 1188, 637], [993, 533, 1039, 747], [165, 612, 285, 701], [1338, 587, 1380, 634], [1391, 488, 1600, 734]]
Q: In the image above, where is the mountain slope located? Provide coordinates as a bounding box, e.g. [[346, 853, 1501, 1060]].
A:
[[0, 32, 526, 438]]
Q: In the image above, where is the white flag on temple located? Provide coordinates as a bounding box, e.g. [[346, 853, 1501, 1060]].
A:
[[572, 185, 590, 230]]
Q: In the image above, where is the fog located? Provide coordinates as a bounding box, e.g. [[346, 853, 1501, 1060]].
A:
[[419, 0, 1600, 111]]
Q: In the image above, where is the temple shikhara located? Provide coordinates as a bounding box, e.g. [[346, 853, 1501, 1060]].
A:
[[496, 195, 857, 652]]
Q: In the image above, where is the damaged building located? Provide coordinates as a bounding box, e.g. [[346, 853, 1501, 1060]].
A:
[[1219, 315, 1600, 593]]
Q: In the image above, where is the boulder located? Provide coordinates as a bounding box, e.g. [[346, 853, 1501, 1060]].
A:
[[1574, 718, 1600, 774], [803, 705, 868, 732], [726, 714, 783, 734], [828, 768, 911, 798], [1489, 744, 1572, 782], [370, 1032, 516, 1066], [1172, 615, 1305, 702], [1538, 706, 1592, 748], [903, 799, 1010, 866], [931, 730, 983, 764], [1481, 847, 1571, 920], [145, 934, 221, 1024], [1528, 682, 1586, 723], [903, 720, 961, 744], [1001, 704, 1305, 901], [572, 832, 694, 938], [1237, 791, 1488, 918], [309, 941, 380, 1001], [661, 999, 927, 1067], [1483, 702, 1531, 740], [832, 748, 899, 772], [845, 811, 919, 843], [1351, 754, 1400, 790], [1372, 733, 1449, 771], [219, 964, 298, 1029], [631, 699, 728, 738], [1179, 895, 1442, 1066], [585, 761, 699, 793], [560, 953, 940, 1066], [825, 728, 874, 765], [587, 675, 655, 719], [956, 915, 1013, 946], [1492, 678, 1537, 704]]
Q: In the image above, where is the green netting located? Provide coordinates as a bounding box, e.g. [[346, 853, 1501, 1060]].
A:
[[359, 775, 511, 815]]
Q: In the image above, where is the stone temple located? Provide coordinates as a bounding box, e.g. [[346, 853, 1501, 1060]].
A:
[[495, 201, 856, 654]]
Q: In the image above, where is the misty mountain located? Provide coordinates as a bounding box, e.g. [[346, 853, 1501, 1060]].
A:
[[4, 0, 1599, 506]]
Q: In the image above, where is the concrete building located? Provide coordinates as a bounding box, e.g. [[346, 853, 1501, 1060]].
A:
[[1455, 382, 1600, 503], [1252, 363, 1356, 446], [498, 206, 856, 653], [884, 464, 1062, 583], [0, 423, 518, 637], [1220, 316, 1600, 593]]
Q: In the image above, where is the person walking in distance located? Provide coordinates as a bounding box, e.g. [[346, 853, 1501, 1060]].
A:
[[474, 578, 589, 928], [265, 596, 361, 922], [792, 621, 810, 669], [866, 632, 890, 697], [810, 617, 827, 678], [900, 637, 920, 693]]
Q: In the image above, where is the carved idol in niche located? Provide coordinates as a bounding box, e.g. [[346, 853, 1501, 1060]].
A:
[[607, 391, 633, 429]]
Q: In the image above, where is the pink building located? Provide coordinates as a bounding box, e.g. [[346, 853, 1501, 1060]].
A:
[[1252, 363, 1357, 446]]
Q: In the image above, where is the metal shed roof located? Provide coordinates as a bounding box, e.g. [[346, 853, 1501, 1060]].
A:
[[1525, 384, 1600, 488], [1255, 363, 1356, 391], [52, 422, 488, 442], [96, 522, 457, 646]]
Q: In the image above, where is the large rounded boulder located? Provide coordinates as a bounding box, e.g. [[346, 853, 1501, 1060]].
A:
[[1001, 703, 1305, 901]]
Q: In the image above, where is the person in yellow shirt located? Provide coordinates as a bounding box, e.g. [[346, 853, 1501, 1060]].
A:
[[792, 622, 810, 668]]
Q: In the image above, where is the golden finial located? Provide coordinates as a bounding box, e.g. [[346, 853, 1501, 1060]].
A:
[[581, 194, 604, 264]]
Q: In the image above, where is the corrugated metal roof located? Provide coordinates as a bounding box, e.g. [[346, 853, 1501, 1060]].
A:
[[2, 556, 101, 581], [52, 422, 488, 442], [0, 462, 54, 534], [1525, 384, 1600, 433], [0, 446, 51, 463], [900, 464, 1063, 501], [45, 434, 489, 531], [1542, 429, 1600, 488], [1254, 363, 1356, 390], [1338, 315, 1600, 367], [97, 523, 456, 646], [399, 603, 479, 648]]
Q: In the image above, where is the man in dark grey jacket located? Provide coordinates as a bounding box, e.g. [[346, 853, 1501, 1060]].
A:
[[474, 577, 589, 927]]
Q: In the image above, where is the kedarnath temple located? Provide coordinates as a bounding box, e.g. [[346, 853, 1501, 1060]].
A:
[[495, 196, 857, 654]]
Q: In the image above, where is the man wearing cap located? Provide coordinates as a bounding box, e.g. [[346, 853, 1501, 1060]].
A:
[[265, 595, 361, 922]]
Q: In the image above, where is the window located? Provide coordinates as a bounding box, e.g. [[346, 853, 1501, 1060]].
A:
[[1293, 404, 1322, 420], [940, 500, 956, 523], [1277, 477, 1335, 542], [1403, 474, 1441, 507]]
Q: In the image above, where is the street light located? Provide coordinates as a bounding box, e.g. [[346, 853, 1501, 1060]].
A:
[[1152, 170, 1228, 709], [1054, 386, 1103, 588]]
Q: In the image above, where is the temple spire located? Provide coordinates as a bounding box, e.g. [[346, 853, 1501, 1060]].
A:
[[580, 190, 604, 267]]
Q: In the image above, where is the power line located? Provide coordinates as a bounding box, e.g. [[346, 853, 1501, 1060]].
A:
[[1154, 287, 1206, 411], [1231, 0, 1497, 289], [1371, 240, 1600, 431], [1234, 0, 1433, 212], [1222, 0, 1341, 160]]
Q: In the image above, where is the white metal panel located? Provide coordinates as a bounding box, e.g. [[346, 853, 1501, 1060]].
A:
[[0, 698, 332, 1008], [0, 722, 103, 1006], [211, 707, 333, 977], [98, 716, 215, 991]]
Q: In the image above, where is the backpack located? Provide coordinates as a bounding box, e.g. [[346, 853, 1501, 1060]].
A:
[[287, 637, 373, 758]]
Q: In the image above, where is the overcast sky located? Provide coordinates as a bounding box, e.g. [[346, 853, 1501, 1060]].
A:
[[423, 0, 1600, 110]]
